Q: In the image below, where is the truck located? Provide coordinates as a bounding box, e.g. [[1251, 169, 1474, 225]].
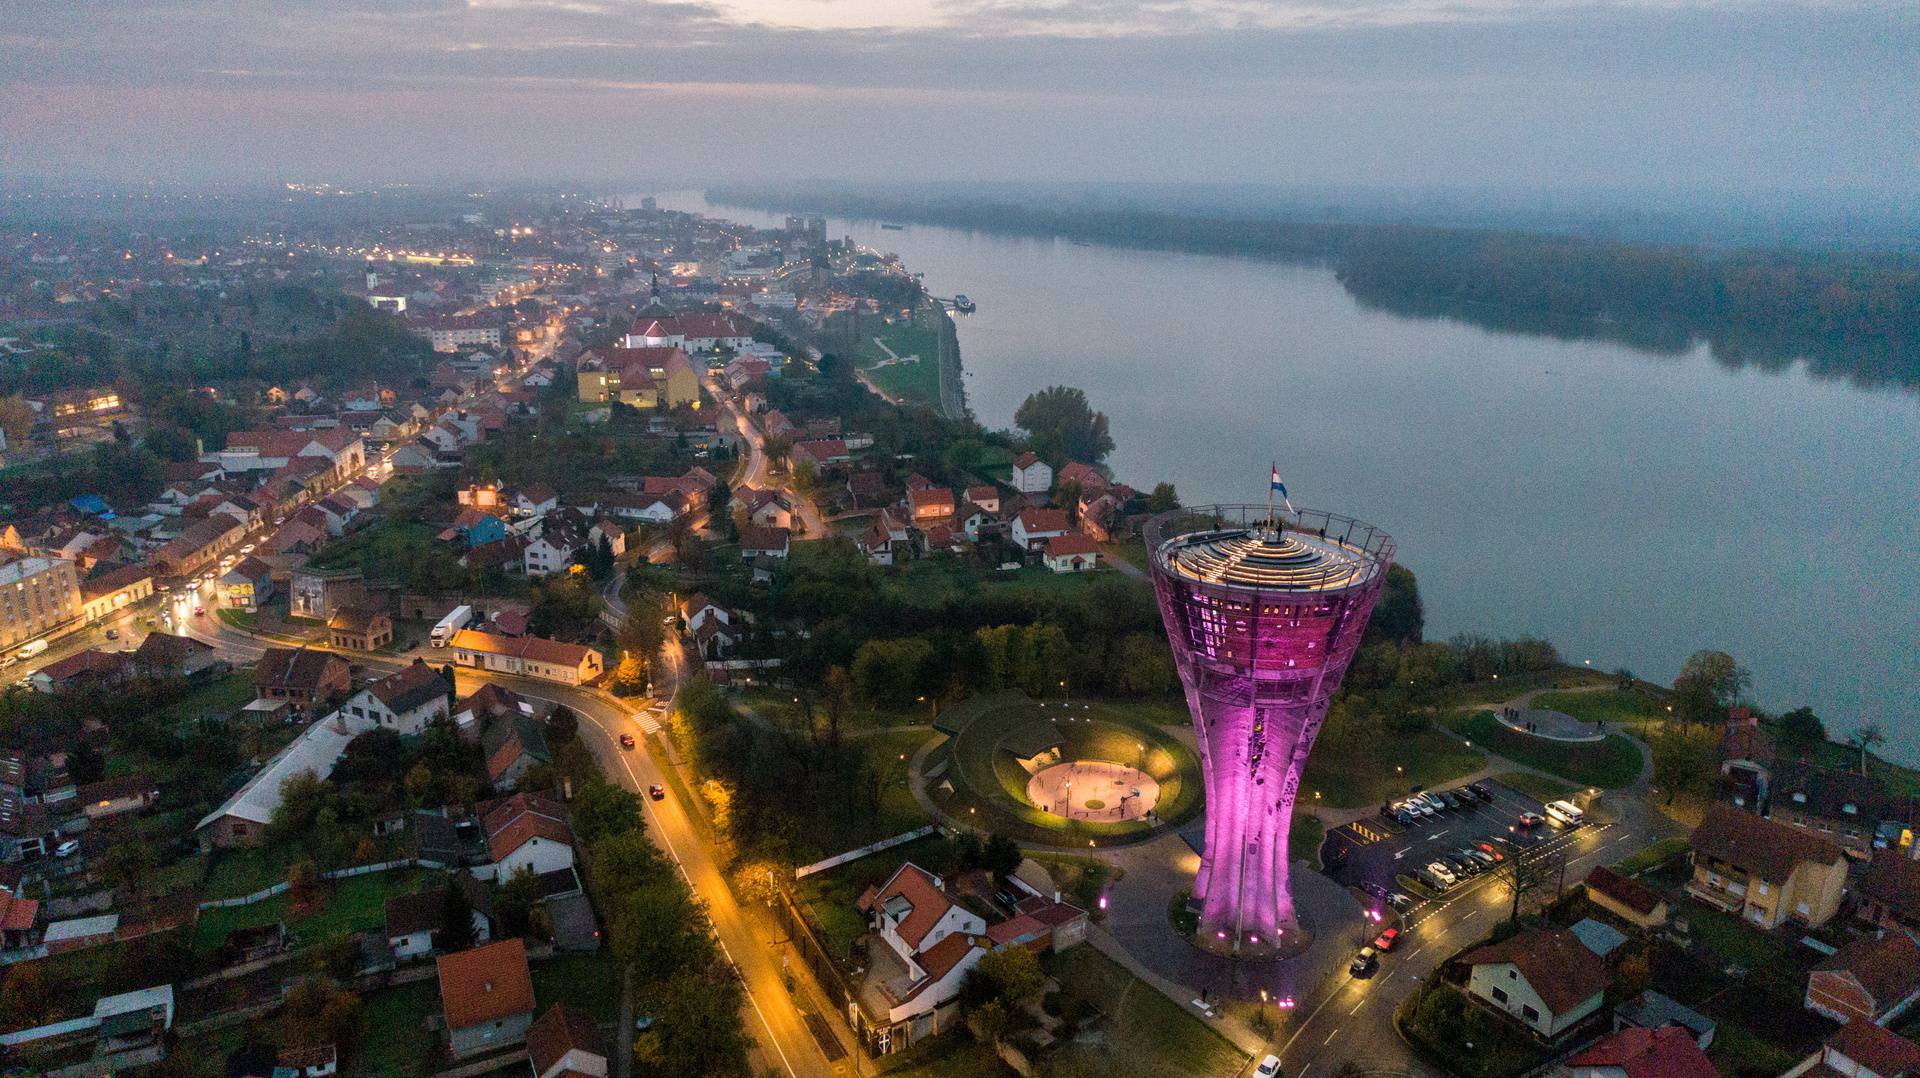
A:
[[431, 605, 475, 647]]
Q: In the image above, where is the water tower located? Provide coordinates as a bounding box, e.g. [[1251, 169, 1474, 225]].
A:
[[1147, 504, 1394, 956]]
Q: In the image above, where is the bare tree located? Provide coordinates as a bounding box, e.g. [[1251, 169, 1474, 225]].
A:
[[1850, 723, 1887, 778], [1497, 844, 1561, 925]]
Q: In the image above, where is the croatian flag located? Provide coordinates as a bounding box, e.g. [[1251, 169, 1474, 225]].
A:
[[1270, 465, 1294, 512]]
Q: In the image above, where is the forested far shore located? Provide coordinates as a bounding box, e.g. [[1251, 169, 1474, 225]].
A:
[[709, 185, 1920, 392]]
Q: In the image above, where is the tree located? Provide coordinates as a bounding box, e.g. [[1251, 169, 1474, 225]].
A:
[[102, 839, 158, 901], [0, 960, 51, 1029], [67, 740, 106, 786], [608, 881, 701, 983], [1144, 482, 1180, 513], [439, 876, 477, 953], [647, 969, 752, 1077], [849, 638, 934, 707], [1650, 727, 1718, 805], [973, 945, 1044, 1006], [982, 833, 1022, 883], [1014, 385, 1114, 465], [496, 866, 547, 939], [613, 649, 649, 695], [571, 780, 643, 846], [1366, 564, 1425, 645], [0, 396, 32, 450], [974, 998, 1010, 1044], [1777, 706, 1826, 751], [1850, 723, 1887, 778], [1495, 847, 1555, 925], [287, 857, 321, 907], [1672, 650, 1750, 727]]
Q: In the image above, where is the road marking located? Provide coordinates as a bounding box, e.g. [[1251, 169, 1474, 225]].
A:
[[1323, 1027, 1340, 1045], [1407, 946, 1425, 960], [1428, 829, 1449, 840], [1394, 847, 1412, 860], [1348, 998, 1366, 1016]]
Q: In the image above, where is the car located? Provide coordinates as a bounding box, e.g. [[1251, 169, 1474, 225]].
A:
[[1516, 812, 1544, 829], [1435, 790, 1461, 810], [193, 605, 205, 616], [1463, 847, 1497, 868], [1417, 792, 1449, 814], [1442, 852, 1479, 876], [240, 544, 256, 554], [1373, 927, 1400, 950], [1255, 1056, 1282, 1078], [648, 784, 666, 801], [620, 733, 636, 749], [54, 840, 82, 858], [1474, 841, 1506, 861], [105, 628, 119, 640], [1392, 808, 1418, 826], [1426, 862, 1458, 886], [1350, 946, 1378, 975], [1360, 881, 1389, 900], [1468, 782, 1495, 801]]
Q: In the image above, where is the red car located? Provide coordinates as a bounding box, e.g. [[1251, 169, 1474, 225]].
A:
[[648, 784, 666, 801], [619, 733, 636, 749], [1475, 841, 1506, 861], [193, 605, 205, 616], [1372, 927, 1400, 951]]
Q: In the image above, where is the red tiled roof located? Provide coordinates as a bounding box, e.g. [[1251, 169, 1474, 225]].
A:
[[858, 863, 954, 951], [0, 887, 38, 932], [1045, 534, 1100, 558], [449, 628, 598, 669], [1462, 927, 1612, 1015], [1566, 1026, 1717, 1078], [1830, 1017, 1920, 1077], [913, 931, 979, 986], [437, 939, 534, 1030], [1691, 804, 1846, 885], [486, 812, 574, 863], [1861, 851, 1920, 918], [527, 1003, 604, 1075], [739, 525, 790, 553], [1584, 865, 1665, 916], [1017, 508, 1069, 534], [1818, 931, 1920, 1011], [1013, 452, 1040, 469]]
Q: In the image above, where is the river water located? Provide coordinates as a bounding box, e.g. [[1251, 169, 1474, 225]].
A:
[[648, 190, 1920, 756]]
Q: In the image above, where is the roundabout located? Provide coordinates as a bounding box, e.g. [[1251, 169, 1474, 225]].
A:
[[1026, 760, 1160, 823]]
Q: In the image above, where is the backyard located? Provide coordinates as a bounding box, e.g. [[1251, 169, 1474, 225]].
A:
[[1043, 948, 1248, 1078], [192, 868, 421, 955]]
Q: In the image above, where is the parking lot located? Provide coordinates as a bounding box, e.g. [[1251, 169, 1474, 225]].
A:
[[1320, 778, 1578, 904]]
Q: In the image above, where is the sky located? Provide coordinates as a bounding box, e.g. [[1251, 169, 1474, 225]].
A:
[[1, 0, 1915, 198]]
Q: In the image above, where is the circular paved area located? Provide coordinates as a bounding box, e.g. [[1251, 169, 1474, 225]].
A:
[[1026, 760, 1160, 822], [1496, 706, 1604, 743]]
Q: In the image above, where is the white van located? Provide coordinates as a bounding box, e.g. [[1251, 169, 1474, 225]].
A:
[[1545, 800, 1586, 827], [16, 639, 49, 662]]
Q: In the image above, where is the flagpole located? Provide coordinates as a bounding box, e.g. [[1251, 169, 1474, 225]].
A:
[[1266, 463, 1275, 532]]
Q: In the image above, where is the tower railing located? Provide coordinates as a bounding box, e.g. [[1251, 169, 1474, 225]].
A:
[[1146, 505, 1396, 592]]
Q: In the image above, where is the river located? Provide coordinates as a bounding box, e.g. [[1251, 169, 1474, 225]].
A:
[[646, 190, 1920, 756]]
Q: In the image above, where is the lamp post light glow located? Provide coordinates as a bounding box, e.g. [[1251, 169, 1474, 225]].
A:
[[1149, 504, 1394, 957]]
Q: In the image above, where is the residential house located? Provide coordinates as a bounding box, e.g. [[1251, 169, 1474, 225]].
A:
[[964, 485, 1000, 514], [385, 880, 492, 961], [1583, 865, 1671, 930], [1610, 989, 1716, 1049], [484, 793, 575, 879], [327, 606, 394, 651], [957, 502, 996, 543], [1042, 534, 1101, 573], [150, 514, 247, 579], [1806, 930, 1920, 1026], [590, 519, 626, 559], [1461, 927, 1613, 1038], [75, 775, 160, 822], [1688, 804, 1849, 928], [527, 1003, 608, 1078], [341, 660, 450, 738], [1010, 508, 1071, 551], [289, 567, 367, 621], [453, 683, 540, 745], [77, 563, 153, 624], [219, 556, 274, 611], [737, 488, 792, 529], [195, 711, 375, 847], [131, 632, 216, 679], [845, 471, 891, 509], [437, 939, 536, 1056], [30, 648, 132, 693], [740, 525, 791, 561], [1565, 1025, 1717, 1078], [1719, 707, 1776, 810], [0, 885, 38, 949], [854, 863, 989, 1050], [1055, 461, 1107, 493], [0, 554, 81, 652], [859, 511, 912, 567], [448, 630, 604, 687], [1769, 760, 1886, 859], [906, 486, 955, 523], [523, 514, 586, 577], [439, 507, 510, 549], [253, 646, 352, 711], [1858, 851, 1920, 934], [791, 439, 850, 472], [0, 793, 52, 863], [1791, 1019, 1920, 1078], [509, 485, 559, 519], [575, 345, 699, 408], [484, 715, 552, 787], [1010, 453, 1052, 495]]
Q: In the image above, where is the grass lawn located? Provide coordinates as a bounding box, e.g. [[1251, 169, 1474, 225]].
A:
[[797, 834, 959, 964], [1044, 948, 1247, 1078], [532, 952, 624, 1027], [944, 695, 1202, 846], [1707, 1022, 1803, 1078], [193, 869, 418, 954], [1532, 689, 1665, 729], [357, 979, 441, 1076], [1303, 727, 1486, 808], [1682, 900, 1790, 972], [158, 669, 259, 730], [1612, 837, 1690, 876], [862, 728, 938, 839], [216, 607, 258, 631], [1804, 739, 1920, 799], [1444, 667, 1613, 707], [871, 1031, 1012, 1077], [1443, 711, 1644, 789], [1491, 770, 1577, 804], [1292, 814, 1326, 865], [201, 844, 299, 900]]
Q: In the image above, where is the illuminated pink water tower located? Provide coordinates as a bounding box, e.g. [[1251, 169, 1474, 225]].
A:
[[1148, 505, 1394, 958]]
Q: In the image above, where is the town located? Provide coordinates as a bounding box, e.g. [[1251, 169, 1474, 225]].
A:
[[1, 186, 1917, 1078]]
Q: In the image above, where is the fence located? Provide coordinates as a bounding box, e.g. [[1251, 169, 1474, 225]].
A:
[[773, 886, 849, 1014], [197, 857, 426, 910], [794, 826, 936, 879]]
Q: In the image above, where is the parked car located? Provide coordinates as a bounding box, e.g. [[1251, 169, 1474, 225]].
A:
[[1438, 790, 1464, 811], [1426, 862, 1458, 886], [105, 628, 119, 640], [1467, 782, 1495, 802], [648, 784, 666, 801], [54, 840, 82, 858], [1350, 946, 1378, 975], [1373, 927, 1400, 951], [1462, 847, 1497, 868], [1442, 852, 1479, 876], [1255, 1056, 1282, 1078], [1393, 808, 1419, 826], [1418, 792, 1450, 814], [1474, 840, 1507, 862], [1516, 812, 1544, 829], [620, 733, 636, 749]]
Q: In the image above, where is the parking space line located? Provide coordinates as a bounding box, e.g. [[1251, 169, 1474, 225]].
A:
[[1324, 1028, 1340, 1045]]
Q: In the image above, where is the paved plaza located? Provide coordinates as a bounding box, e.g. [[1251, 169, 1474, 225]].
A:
[[1026, 760, 1160, 822]]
